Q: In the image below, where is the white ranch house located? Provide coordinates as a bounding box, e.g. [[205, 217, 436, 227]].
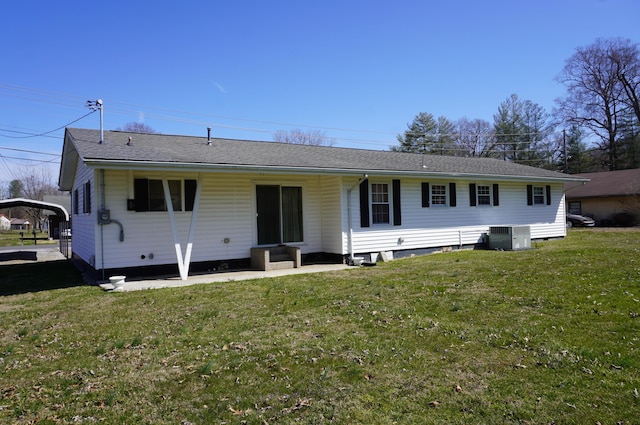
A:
[[59, 128, 587, 281]]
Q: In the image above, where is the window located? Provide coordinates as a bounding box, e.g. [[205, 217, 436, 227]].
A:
[[477, 185, 491, 205], [527, 185, 551, 206], [133, 178, 197, 212], [533, 186, 545, 204], [422, 182, 456, 208], [568, 201, 581, 214], [469, 183, 499, 206], [371, 183, 390, 224], [83, 181, 91, 214], [360, 179, 401, 227], [431, 184, 447, 206]]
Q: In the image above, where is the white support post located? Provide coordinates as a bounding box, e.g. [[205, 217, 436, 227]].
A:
[[182, 174, 202, 276], [163, 178, 186, 280], [163, 176, 202, 281]]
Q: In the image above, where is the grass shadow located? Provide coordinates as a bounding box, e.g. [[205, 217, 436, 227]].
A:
[[0, 259, 86, 296]]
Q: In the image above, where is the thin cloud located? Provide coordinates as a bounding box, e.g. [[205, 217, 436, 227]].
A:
[[213, 81, 227, 94]]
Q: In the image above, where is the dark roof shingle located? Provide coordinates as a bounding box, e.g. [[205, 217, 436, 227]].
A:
[[566, 168, 640, 198], [64, 128, 583, 182]]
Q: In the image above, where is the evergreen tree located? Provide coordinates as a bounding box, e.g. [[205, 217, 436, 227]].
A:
[[393, 112, 455, 154]]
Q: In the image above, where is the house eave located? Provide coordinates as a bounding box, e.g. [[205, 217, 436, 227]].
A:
[[82, 159, 588, 183]]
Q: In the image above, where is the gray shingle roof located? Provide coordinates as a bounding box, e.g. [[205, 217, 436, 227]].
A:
[[63, 128, 584, 182]]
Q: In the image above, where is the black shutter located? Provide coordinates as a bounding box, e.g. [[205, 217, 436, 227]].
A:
[[469, 183, 477, 207], [393, 179, 401, 226], [492, 184, 500, 206], [546, 185, 551, 206], [185, 180, 197, 211], [73, 189, 79, 215], [421, 182, 430, 207], [449, 183, 457, 207], [527, 185, 533, 206], [134, 178, 149, 212], [359, 178, 370, 228]]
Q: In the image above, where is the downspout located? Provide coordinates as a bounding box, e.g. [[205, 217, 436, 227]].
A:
[[346, 174, 368, 264]]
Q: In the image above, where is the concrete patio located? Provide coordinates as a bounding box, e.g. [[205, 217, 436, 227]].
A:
[[99, 263, 350, 292]]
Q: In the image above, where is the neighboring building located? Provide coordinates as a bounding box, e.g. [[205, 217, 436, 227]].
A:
[[0, 214, 10, 231], [59, 128, 587, 280], [565, 168, 640, 226], [10, 218, 30, 231]]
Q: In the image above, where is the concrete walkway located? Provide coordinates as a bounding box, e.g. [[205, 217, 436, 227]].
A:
[[100, 263, 351, 292]]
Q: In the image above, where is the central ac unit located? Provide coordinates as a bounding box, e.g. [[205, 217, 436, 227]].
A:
[[488, 226, 531, 250]]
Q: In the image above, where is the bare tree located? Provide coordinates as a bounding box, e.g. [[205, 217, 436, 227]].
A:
[[556, 38, 639, 170], [608, 39, 640, 124], [273, 128, 335, 146], [454, 117, 494, 157], [117, 122, 159, 134]]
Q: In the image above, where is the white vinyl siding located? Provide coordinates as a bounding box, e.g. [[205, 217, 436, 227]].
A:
[[69, 162, 95, 266], [72, 166, 567, 271], [92, 171, 328, 269], [348, 179, 566, 255], [320, 176, 343, 254]]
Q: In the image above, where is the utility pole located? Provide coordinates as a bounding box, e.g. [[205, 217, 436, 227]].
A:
[[563, 129, 568, 174]]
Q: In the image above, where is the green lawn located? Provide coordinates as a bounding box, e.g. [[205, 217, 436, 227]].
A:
[[0, 230, 56, 247], [1, 229, 639, 424]]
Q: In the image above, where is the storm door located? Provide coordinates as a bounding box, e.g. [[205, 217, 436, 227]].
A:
[[256, 185, 303, 245]]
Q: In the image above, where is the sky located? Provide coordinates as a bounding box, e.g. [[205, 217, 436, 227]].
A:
[[1, 0, 639, 190]]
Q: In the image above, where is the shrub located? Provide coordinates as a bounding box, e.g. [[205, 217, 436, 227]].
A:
[[610, 211, 638, 227]]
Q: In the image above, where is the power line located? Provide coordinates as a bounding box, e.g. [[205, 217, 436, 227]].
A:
[[0, 154, 59, 164], [0, 146, 59, 157], [0, 83, 573, 152], [0, 110, 95, 139]]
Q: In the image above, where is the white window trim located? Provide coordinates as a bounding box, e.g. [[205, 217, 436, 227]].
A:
[[370, 181, 392, 225], [431, 183, 448, 207], [532, 186, 545, 205], [476, 184, 492, 206]]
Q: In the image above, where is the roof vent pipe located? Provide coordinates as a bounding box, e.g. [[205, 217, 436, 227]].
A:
[[127, 136, 131, 146], [207, 127, 212, 145]]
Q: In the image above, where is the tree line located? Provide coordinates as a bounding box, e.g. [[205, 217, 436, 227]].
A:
[[393, 38, 640, 173]]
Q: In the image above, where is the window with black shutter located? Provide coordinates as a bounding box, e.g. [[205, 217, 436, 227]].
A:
[[133, 178, 196, 212]]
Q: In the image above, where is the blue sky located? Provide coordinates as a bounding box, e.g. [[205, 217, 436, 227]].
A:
[[1, 0, 638, 189]]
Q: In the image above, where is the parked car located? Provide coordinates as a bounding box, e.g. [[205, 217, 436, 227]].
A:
[[566, 213, 595, 227]]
